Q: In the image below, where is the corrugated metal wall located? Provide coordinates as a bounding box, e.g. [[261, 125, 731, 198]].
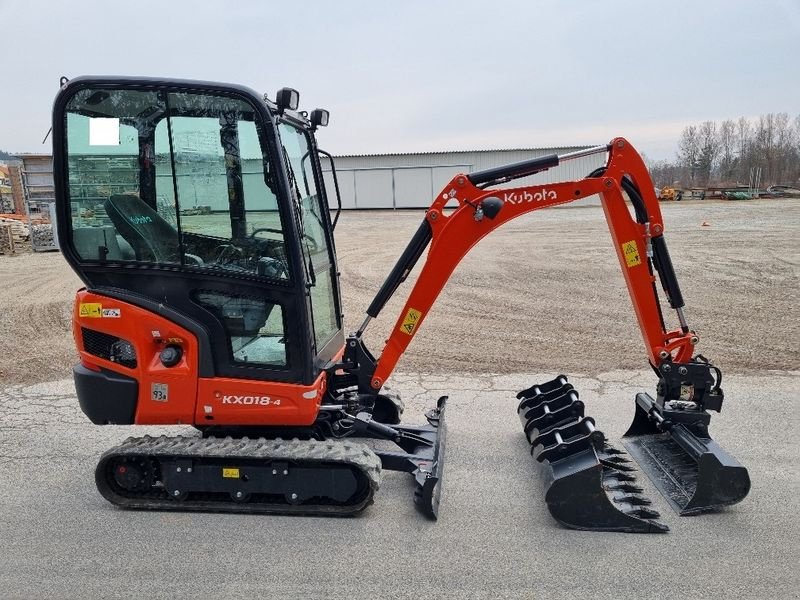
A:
[[321, 147, 606, 209]]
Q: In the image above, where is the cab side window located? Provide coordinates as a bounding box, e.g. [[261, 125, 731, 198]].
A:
[[65, 89, 174, 263], [64, 88, 291, 282]]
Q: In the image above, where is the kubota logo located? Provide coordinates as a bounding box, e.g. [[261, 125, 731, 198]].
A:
[[222, 395, 274, 405], [503, 189, 558, 204]]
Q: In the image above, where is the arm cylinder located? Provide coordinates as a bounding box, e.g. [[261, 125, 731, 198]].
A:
[[652, 236, 685, 309]]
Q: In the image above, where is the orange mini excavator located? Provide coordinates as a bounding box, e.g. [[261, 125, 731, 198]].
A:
[[52, 77, 749, 532]]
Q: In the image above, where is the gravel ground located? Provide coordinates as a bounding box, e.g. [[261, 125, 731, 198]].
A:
[[0, 199, 798, 599], [339, 198, 800, 377], [1, 199, 798, 384]]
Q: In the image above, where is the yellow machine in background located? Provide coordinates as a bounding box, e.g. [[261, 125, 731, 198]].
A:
[[658, 187, 683, 201]]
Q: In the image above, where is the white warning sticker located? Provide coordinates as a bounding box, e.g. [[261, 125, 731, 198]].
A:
[[151, 383, 169, 402]]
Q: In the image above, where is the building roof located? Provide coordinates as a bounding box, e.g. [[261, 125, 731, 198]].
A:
[[332, 145, 594, 159]]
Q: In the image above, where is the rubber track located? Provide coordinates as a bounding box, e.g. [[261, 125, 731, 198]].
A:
[[96, 435, 382, 517]]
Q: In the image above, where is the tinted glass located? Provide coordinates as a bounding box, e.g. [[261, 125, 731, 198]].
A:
[[64, 87, 290, 280], [278, 122, 339, 348], [194, 291, 286, 366], [65, 89, 172, 262]]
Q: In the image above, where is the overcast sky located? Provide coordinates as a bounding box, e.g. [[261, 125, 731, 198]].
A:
[[1, 0, 798, 160]]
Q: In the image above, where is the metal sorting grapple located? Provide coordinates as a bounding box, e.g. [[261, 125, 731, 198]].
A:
[[517, 375, 668, 533]]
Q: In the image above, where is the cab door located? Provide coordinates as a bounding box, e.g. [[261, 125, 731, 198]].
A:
[[277, 120, 343, 367]]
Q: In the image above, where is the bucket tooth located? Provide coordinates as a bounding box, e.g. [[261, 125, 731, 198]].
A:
[[601, 455, 632, 465], [623, 392, 751, 515], [613, 493, 653, 506], [604, 482, 645, 494], [602, 463, 636, 473], [626, 507, 661, 520], [605, 471, 637, 482], [517, 376, 668, 533]]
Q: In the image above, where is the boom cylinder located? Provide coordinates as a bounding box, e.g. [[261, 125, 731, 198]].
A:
[[365, 219, 432, 319], [467, 154, 559, 185]]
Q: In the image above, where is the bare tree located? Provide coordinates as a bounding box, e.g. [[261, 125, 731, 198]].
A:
[[647, 112, 800, 189], [772, 113, 794, 185], [736, 117, 752, 183], [648, 159, 681, 188], [677, 125, 699, 186], [696, 121, 719, 186], [753, 114, 777, 184], [717, 119, 737, 184], [793, 115, 800, 185]]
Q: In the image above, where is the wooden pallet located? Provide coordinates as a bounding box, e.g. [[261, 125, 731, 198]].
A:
[[0, 223, 15, 254]]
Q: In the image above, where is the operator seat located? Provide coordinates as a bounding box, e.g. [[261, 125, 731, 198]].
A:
[[104, 194, 180, 263]]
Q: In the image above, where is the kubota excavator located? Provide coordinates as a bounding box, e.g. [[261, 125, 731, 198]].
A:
[[52, 76, 749, 532]]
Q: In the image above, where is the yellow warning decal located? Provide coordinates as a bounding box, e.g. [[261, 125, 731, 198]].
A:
[[222, 468, 240, 479], [400, 308, 423, 335], [79, 303, 103, 318], [621, 240, 641, 268]]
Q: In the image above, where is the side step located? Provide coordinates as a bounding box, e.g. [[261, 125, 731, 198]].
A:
[[623, 392, 751, 515], [517, 376, 668, 533]]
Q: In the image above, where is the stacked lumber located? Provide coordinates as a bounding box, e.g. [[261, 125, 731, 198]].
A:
[[0, 216, 30, 242]]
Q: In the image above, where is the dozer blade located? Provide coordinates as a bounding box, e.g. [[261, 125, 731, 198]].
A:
[[623, 392, 751, 515], [354, 396, 447, 520], [517, 376, 668, 533]]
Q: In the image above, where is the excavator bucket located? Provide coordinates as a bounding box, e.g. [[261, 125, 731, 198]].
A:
[[517, 376, 668, 533], [623, 392, 751, 515]]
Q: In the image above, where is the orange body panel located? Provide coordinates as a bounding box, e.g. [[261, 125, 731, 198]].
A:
[[195, 375, 325, 426], [74, 290, 199, 424], [74, 290, 327, 426]]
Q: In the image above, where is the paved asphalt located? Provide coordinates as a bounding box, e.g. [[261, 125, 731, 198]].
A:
[[0, 370, 797, 599]]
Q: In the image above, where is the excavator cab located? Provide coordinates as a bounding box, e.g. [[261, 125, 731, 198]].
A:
[[55, 78, 344, 422]]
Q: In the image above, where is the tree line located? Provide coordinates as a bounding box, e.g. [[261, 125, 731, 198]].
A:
[[647, 113, 800, 189]]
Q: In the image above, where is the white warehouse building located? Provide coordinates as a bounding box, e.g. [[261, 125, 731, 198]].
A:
[[320, 146, 606, 209]]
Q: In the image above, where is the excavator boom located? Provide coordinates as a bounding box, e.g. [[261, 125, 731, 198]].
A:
[[350, 139, 692, 389]]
